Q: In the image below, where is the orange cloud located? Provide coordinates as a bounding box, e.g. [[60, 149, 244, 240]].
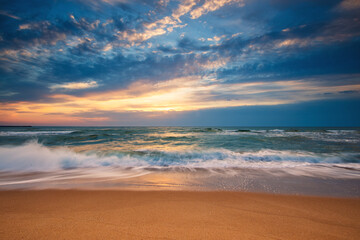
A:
[[339, 0, 360, 10], [190, 0, 244, 19], [0, 10, 21, 20], [50, 80, 99, 91]]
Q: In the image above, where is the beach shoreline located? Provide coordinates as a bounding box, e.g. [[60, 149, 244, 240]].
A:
[[1, 166, 359, 197], [1, 190, 359, 240]]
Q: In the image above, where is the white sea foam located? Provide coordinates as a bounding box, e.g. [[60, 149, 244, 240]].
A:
[[327, 130, 357, 133], [0, 168, 148, 186]]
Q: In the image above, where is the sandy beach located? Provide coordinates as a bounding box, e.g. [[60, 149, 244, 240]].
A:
[[1, 0, 360, 236], [0, 190, 359, 240]]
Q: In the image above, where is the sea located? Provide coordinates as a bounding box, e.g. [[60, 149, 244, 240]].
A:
[[0, 126, 359, 196]]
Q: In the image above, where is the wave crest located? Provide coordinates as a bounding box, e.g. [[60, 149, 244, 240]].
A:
[[0, 141, 147, 171], [0, 141, 359, 172]]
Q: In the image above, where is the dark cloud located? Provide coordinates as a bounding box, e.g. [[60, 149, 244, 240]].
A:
[[217, 40, 360, 82]]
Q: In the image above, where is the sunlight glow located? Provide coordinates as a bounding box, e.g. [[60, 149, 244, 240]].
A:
[[1, 76, 360, 124]]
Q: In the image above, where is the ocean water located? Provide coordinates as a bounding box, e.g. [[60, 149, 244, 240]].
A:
[[0, 126, 359, 195]]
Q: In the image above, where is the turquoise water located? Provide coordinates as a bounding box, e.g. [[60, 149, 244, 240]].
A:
[[0, 126, 359, 194], [0, 126, 359, 171]]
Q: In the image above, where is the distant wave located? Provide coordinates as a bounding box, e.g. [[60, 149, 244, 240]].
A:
[[211, 129, 360, 143], [143, 129, 360, 143], [0, 131, 74, 136], [0, 141, 359, 172]]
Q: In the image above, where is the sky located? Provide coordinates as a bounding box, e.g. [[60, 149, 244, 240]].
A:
[[0, 0, 360, 126]]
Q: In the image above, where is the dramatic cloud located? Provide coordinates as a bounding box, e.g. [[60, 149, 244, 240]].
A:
[[0, 0, 359, 125]]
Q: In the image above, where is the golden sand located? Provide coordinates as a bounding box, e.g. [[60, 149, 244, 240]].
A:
[[0, 190, 359, 239]]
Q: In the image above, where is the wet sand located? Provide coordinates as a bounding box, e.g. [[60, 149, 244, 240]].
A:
[[1, 167, 359, 197], [0, 190, 359, 239]]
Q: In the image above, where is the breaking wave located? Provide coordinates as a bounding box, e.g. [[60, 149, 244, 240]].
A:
[[0, 141, 359, 172]]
